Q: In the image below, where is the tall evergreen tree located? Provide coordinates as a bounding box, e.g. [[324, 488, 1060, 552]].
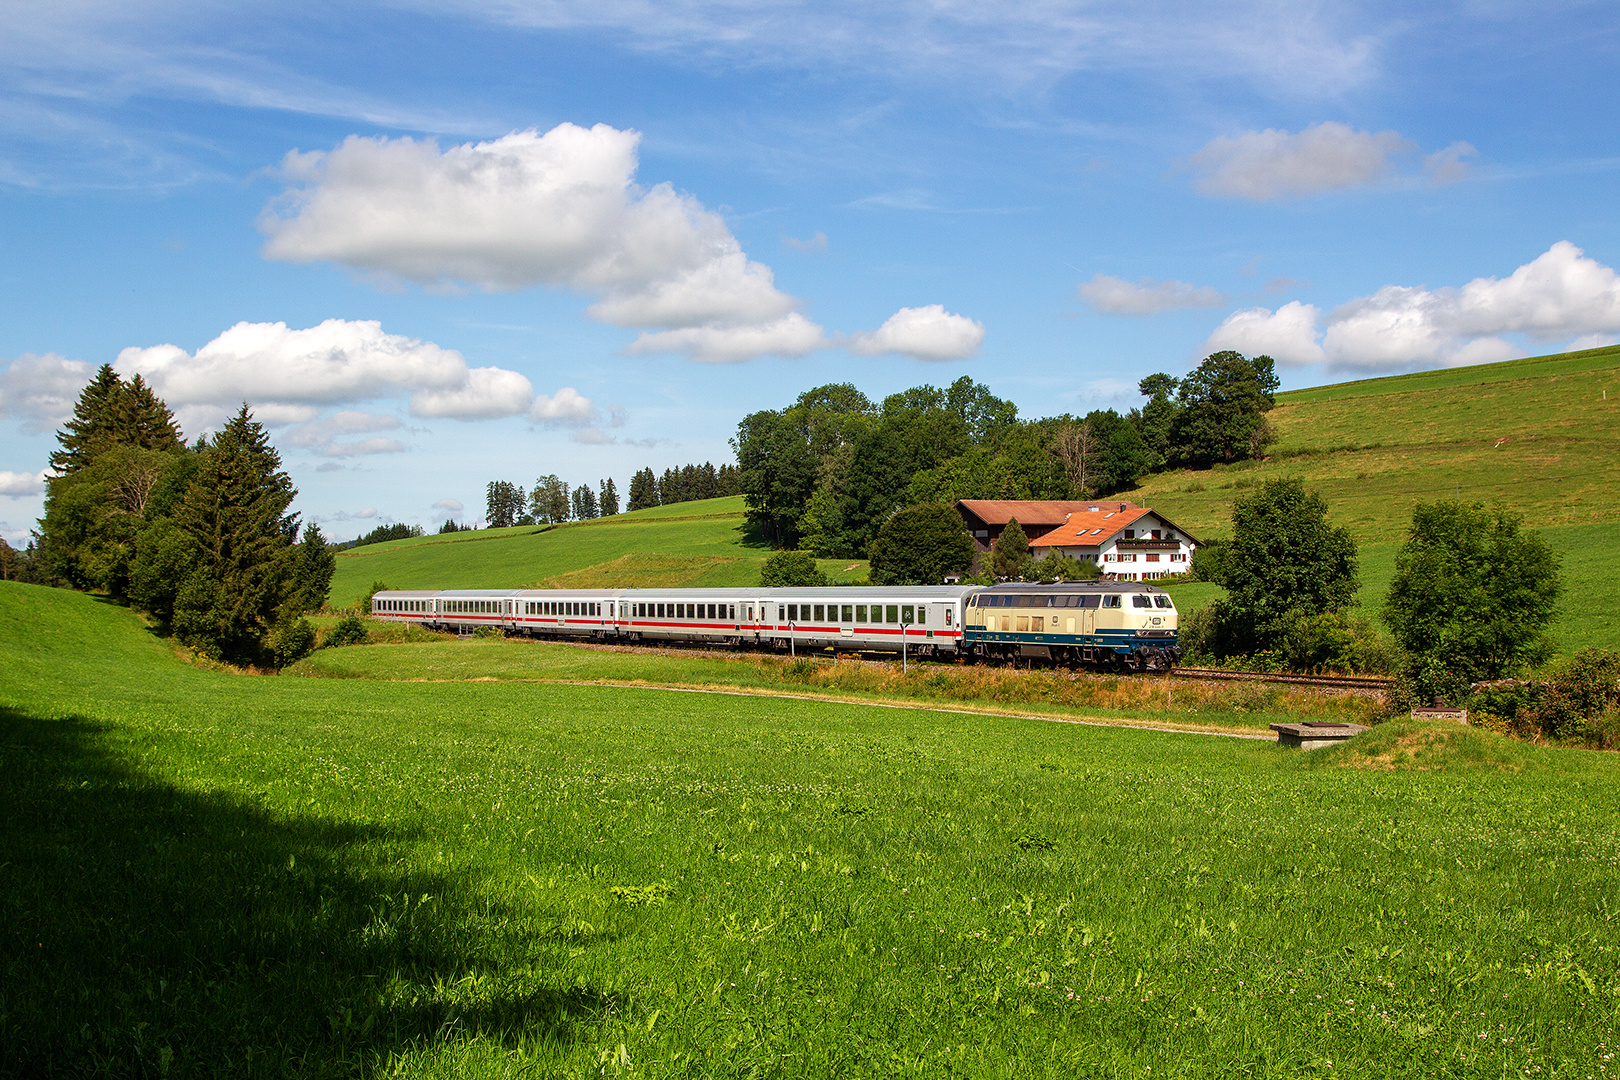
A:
[[599, 478, 619, 516], [48, 364, 124, 475], [627, 467, 660, 512], [169, 405, 299, 663], [991, 518, 1031, 580], [485, 480, 525, 528], [290, 523, 337, 613]]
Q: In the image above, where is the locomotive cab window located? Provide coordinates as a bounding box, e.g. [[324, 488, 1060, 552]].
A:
[[1132, 595, 1153, 608], [1102, 595, 1121, 608]]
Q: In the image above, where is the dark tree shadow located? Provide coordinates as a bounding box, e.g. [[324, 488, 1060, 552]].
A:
[[0, 706, 616, 1078]]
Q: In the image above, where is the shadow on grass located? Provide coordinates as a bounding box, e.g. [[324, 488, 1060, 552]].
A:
[[0, 706, 615, 1078]]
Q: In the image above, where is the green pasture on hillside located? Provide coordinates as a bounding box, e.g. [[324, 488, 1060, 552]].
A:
[[5, 581, 1620, 1077], [328, 496, 868, 608], [1166, 519, 1620, 656], [1136, 344, 1620, 544]]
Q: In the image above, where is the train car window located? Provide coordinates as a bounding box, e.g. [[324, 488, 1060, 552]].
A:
[[855, 605, 867, 623], [901, 605, 914, 623], [1132, 595, 1153, 608], [841, 605, 853, 623], [707, 604, 716, 619], [810, 604, 821, 621], [886, 605, 899, 623]]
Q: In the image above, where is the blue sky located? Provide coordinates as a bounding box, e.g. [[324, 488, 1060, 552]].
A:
[[2, 1, 1618, 541]]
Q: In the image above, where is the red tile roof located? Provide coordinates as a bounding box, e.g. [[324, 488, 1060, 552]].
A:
[[1028, 506, 1155, 548], [956, 499, 1136, 527]]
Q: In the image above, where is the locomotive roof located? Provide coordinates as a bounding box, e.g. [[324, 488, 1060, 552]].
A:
[[978, 581, 1168, 594]]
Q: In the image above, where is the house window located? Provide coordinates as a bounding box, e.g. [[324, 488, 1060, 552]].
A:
[[1147, 553, 1161, 562], [1124, 529, 1135, 538]]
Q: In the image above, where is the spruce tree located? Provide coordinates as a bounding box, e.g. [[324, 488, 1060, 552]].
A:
[[991, 518, 1031, 580], [290, 522, 337, 613], [49, 364, 124, 475], [170, 405, 298, 662], [599, 478, 619, 516], [627, 468, 659, 511]]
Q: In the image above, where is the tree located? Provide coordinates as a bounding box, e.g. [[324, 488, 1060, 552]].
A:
[[1205, 478, 1358, 655], [49, 366, 183, 476], [599, 478, 619, 516], [1035, 553, 1101, 581], [868, 503, 975, 585], [991, 518, 1031, 580], [168, 405, 299, 663], [529, 475, 569, 523], [733, 410, 817, 545], [759, 549, 829, 587], [1383, 500, 1562, 696], [1052, 420, 1099, 496], [1167, 352, 1279, 466], [627, 467, 660, 512], [486, 480, 525, 528], [571, 484, 599, 520], [0, 536, 15, 581], [290, 523, 336, 614]]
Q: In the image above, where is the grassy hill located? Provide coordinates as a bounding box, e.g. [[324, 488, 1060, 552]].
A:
[[1152, 344, 1620, 655], [327, 496, 867, 608], [329, 345, 1618, 653]]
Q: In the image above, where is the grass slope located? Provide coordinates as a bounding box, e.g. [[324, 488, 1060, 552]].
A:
[[1155, 345, 1620, 654], [328, 496, 867, 607], [6, 581, 1620, 1077]]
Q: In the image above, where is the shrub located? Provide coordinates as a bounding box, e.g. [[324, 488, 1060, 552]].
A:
[[266, 618, 316, 668], [760, 550, 829, 587], [1277, 610, 1401, 674], [356, 580, 389, 613], [1524, 648, 1620, 743], [323, 614, 369, 648]]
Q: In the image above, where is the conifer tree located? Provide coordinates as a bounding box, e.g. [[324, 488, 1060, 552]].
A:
[[170, 405, 298, 663], [599, 478, 619, 516], [627, 467, 659, 511], [991, 518, 1031, 580], [291, 523, 337, 613], [49, 364, 124, 475]]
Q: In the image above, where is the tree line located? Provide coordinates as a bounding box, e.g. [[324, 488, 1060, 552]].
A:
[[483, 476, 621, 528], [732, 354, 1278, 559], [28, 365, 334, 666]]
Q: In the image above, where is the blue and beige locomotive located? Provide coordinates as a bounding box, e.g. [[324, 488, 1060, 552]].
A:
[[370, 579, 1180, 671]]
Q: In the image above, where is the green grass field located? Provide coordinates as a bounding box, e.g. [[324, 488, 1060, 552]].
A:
[[6, 581, 1620, 1077], [328, 496, 868, 609]]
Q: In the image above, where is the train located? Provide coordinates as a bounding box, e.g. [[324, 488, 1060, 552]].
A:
[[369, 580, 1182, 671]]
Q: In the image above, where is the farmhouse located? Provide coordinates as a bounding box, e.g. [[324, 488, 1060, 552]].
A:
[[954, 499, 1199, 582]]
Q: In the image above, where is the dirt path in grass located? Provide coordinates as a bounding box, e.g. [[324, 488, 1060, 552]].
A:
[[485, 676, 1279, 741]]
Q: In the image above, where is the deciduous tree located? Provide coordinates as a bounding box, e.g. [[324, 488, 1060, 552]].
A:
[[1205, 478, 1358, 655], [1383, 500, 1562, 697]]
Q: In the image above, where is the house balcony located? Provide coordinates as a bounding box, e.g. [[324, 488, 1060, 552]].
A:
[[1114, 539, 1184, 551]]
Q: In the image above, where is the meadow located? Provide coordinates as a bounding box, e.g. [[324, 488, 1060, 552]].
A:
[[6, 581, 1620, 1078]]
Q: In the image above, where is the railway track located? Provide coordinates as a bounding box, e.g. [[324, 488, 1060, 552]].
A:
[[1170, 667, 1393, 692]]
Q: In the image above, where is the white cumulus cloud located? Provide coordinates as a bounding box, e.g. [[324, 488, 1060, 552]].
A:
[[1202, 241, 1620, 373], [431, 497, 464, 521], [528, 386, 598, 426], [114, 318, 536, 433], [0, 352, 95, 433], [285, 410, 407, 457], [1188, 121, 1414, 201], [259, 124, 820, 362], [0, 469, 48, 498], [1078, 274, 1226, 315], [848, 305, 985, 361], [626, 312, 828, 363], [1203, 301, 1326, 366]]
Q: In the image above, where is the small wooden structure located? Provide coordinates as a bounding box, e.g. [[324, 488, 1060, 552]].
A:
[[1410, 706, 1468, 725], [1270, 721, 1369, 749]]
